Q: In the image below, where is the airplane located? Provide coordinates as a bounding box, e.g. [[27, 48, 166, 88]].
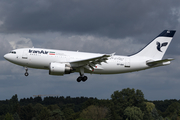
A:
[[4, 30, 176, 82]]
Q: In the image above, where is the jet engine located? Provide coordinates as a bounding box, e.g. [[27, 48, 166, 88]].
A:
[[49, 62, 73, 75]]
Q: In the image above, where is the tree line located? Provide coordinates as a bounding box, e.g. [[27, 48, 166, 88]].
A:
[[0, 88, 179, 120]]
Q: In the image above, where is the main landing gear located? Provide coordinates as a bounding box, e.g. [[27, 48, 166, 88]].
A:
[[24, 67, 29, 76], [77, 76, 88, 82], [77, 67, 88, 82]]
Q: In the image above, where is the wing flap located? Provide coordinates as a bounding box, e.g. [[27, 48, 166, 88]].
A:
[[70, 54, 110, 68], [71, 54, 110, 63]]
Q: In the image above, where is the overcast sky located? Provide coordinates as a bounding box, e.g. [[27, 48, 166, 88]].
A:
[[1, 0, 180, 100]]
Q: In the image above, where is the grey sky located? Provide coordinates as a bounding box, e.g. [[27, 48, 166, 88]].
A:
[[0, 0, 180, 100]]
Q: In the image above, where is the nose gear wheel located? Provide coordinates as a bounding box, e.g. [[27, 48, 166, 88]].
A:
[[24, 67, 29, 76]]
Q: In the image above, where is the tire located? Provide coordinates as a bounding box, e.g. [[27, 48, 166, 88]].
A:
[[82, 76, 88, 82], [77, 77, 82, 82], [24, 72, 29, 76]]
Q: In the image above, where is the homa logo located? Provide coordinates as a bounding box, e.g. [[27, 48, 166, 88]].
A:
[[156, 42, 168, 52]]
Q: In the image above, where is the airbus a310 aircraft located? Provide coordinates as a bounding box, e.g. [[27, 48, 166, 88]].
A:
[[4, 30, 176, 82]]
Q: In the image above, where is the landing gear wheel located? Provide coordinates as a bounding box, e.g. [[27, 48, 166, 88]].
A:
[[77, 67, 88, 82], [77, 77, 82, 82], [77, 76, 88, 82], [82, 76, 88, 82], [24, 72, 29, 76], [24, 67, 29, 76]]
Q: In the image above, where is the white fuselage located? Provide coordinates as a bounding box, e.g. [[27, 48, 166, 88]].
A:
[[4, 48, 150, 75], [3, 30, 176, 81]]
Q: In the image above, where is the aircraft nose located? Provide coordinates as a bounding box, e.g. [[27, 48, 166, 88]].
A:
[[4, 54, 11, 61], [4, 54, 8, 60]]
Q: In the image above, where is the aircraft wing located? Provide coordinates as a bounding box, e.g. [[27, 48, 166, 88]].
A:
[[146, 58, 174, 66], [70, 54, 110, 69]]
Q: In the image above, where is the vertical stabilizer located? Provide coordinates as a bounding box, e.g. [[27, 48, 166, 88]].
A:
[[132, 30, 176, 60]]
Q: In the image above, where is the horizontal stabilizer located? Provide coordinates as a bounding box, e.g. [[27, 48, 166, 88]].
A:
[[146, 58, 174, 66]]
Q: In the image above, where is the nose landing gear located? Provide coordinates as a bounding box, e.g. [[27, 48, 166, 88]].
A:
[[24, 67, 29, 76]]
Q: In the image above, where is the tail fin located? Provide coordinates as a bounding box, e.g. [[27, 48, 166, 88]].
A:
[[132, 30, 176, 60]]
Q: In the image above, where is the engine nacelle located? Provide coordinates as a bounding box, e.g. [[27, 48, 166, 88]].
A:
[[49, 62, 72, 76]]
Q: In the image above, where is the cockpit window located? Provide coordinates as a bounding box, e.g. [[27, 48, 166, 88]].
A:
[[10, 51, 16, 54]]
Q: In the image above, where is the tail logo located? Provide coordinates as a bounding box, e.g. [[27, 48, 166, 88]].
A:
[[156, 42, 168, 52]]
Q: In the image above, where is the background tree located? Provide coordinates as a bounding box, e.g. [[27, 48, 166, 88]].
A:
[[146, 102, 155, 114], [153, 99, 178, 113], [145, 102, 155, 120], [80, 105, 109, 120], [110, 88, 145, 120], [18, 103, 35, 120], [63, 107, 75, 120], [13, 112, 20, 120], [49, 109, 65, 120], [124, 106, 144, 120], [47, 104, 60, 111], [0, 104, 9, 116], [38, 107, 51, 120], [4, 113, 14, 120], [9, 94, 18, 114], [2, 88, 180, 119], [163, 102, 180, 119], [151, 107, 160, 120]]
